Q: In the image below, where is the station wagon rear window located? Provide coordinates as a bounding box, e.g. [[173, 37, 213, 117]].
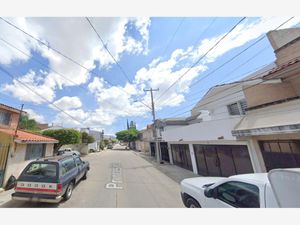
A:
[[23, 163, 57, 179]]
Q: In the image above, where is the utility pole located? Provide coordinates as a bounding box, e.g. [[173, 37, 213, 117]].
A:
[[144, 88, 161, 163]]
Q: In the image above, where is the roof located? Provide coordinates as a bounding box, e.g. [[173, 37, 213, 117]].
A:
[[0, 128, 58, 143], [0, 103, 24, 114], [263, 58, 300, 78]]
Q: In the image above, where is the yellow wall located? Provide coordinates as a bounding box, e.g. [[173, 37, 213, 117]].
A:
[[0, 132, 12, 145]]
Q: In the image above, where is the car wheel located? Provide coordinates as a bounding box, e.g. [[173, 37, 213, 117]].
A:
[[63, 182, 74, 201], [82, 171, 87, 180], [186, 198, 201, 208]]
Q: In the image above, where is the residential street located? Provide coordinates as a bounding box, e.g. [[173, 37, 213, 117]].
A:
[[1, 147, 184, 208]]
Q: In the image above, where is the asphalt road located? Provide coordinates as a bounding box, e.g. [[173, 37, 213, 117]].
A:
[[1, 147, 184, 208]]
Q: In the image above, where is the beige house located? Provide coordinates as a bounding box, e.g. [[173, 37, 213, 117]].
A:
[[135, 125, 154, 154], [233, 27, 300, 172], [0, 103, 58, 189]]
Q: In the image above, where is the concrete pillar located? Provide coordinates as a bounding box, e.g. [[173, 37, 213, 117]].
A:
[[189, 144, 198, 174], [247, 138, 267, 173], [168, 143, 173, 164]]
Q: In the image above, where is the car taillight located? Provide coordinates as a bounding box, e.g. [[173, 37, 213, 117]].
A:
[[56, 183, 63, 193]]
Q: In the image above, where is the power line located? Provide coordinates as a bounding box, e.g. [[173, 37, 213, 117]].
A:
[[155, 17, 246, 103], [0, 17, 152, 110], [168, 59, 300, 118], [0, 37, 142, 116], [85, 17, 131, 83], [192, 17, 217, 47], [156, 17, 295, 108], [161, 17, 185, 58], [0, 66, 88, 127]]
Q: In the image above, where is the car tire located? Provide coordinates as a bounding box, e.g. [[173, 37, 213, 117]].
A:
[[186, 198, 201, 208], [63, 182, 74, 201], [82, 171, 88, 180]]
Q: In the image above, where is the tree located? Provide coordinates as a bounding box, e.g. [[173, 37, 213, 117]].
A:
[[116, 128, 138, 143], [19, 114, 39, 131], [42, 129, 81, 153], [81, 132, 95, 144]]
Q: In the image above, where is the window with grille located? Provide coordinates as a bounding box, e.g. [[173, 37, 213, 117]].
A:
[[0, 111, 11, 126], [227, 100, 247, 115], [25, 144, 46, 160]]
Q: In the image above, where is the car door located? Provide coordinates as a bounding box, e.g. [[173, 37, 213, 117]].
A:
[[206, 181, 260, 208]]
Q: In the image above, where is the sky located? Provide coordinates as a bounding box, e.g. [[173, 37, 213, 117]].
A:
[[0, 17, 300, 135]]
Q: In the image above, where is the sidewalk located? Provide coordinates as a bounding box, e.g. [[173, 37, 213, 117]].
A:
[[133, 151, 199, 184], [0, 189, 13, 206]]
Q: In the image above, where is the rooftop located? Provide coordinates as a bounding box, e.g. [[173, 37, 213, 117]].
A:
[[0, 128, 58, 143]]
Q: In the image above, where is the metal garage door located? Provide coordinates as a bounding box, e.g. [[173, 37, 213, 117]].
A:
[[259, 140, 300, 171], [171, 144, 193, 171], [0, 144, 10, 188], [193, 144, 253, 177]]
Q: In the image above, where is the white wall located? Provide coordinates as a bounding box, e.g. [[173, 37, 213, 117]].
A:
[[162, 116, 242, 142]]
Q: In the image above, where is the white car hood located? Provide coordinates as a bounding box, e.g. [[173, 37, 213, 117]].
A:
[[268, 168, 300, 208], [181, 177, 225, 190]]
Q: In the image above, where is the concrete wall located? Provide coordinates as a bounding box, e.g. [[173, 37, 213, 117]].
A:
[[3, 143, 54, 186], [0, 111, 19, 130], [61, 144, 89, 155], [243, 82, 297, 108], [162, 116, 242, 142], [275, 38, 300, 65], [135, 140, 150, 153]]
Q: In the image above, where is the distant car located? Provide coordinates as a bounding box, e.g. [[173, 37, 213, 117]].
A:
[[57, 149, 81, 156], [7, 154, 90, 203], [107, 144, 113, 149], [180, 168, 300, 208]]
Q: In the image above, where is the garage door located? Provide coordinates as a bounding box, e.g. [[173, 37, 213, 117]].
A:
[[193, 144, 253, 177], [259, 140, 300, 171], [171, 144, 193, 171]]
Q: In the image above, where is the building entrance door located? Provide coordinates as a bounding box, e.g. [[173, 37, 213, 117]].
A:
[[171, 144, 193, 171], [150, 142, 156, 157], [0, 144, 10, 188], [160, 142, 170, 162]]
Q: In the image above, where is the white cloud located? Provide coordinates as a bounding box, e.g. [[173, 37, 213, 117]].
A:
[[24, 108, 46, 123], [2, 70, 56, 104], [51, 96, 82, 111]]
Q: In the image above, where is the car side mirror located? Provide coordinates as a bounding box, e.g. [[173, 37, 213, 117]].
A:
[[5, 175, 17, 191], [204, 187, 218, 199]]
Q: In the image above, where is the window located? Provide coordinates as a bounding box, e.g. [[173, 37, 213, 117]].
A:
[[23, 163, 57, 179], [216, 181, 260, 208], [61, 157, 76, 174], [0, 111, 11, 126], [25, 144, 46, 160], [75, 157, 82, 166], [227, 100, 247, 116]]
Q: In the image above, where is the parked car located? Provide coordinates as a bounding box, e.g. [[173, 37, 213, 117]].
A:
[[57, 148, 81, 156], [107, 144, 113, 149], [180, 168, 300, 208], [6, 154, 90, 203]]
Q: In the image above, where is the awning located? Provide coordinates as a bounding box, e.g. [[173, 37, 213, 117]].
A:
[[232, 99, 300, 137]]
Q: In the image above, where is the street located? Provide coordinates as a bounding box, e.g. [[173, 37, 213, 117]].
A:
[[1, 147, 184, 208]]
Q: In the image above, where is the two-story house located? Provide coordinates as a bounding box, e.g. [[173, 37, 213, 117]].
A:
[[233, 27, 300, 173], [160, 74, 267, 176], [0, 103, 58, 189]]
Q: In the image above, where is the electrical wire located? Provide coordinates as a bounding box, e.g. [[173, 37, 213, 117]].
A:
[[155, 17, 247, 103]]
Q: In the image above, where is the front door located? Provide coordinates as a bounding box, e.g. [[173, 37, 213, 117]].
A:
[[150, 142, 156, 157], [160, 142, 170, 162], [0, 144, 10, 188]]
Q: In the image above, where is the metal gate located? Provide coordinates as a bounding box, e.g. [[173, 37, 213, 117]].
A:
[[160, 142, 170, 162], [0, 144, 10, 188]]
